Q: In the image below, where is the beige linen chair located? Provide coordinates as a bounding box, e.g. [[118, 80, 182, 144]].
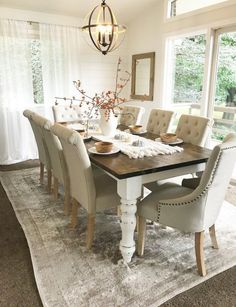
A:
[[23, 110, 52, 190], [137, 133, 236, 276], [175, 114, 212, 146], [52, 104, 82, 123], [146, 108, 174, 135], [144, 113, 212, 191], [51, 123, 121, 249], [32, 113, 71, 214], [119, 105, 145, 126]]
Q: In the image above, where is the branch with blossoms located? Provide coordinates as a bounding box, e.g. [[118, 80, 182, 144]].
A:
[[73, 57, 131, 122]]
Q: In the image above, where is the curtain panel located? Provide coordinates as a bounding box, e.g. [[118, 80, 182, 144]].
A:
[[0, 19, 37, 164], [0, 19, 80, 164], [40, 23, 80, 104]]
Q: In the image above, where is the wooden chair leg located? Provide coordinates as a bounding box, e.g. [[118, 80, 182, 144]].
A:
[[47, 169, 52, 193], [40, 162, 44, 184], [209, 224, 219, 249], [136, 215, 139, 233], [64, 188, 71, 215], [69, 199, 79, 228], [117, 205, 121, 217], [137, 216, 146, 256], [195, 231, 206, 276], [53, 176, 59, 201], [86, 214, 95, 249]]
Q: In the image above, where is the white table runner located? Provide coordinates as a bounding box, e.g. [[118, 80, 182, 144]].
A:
[[92, 130, 183, 159]]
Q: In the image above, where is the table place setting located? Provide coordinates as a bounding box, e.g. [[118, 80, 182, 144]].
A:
[[91, 130, 184, 158]]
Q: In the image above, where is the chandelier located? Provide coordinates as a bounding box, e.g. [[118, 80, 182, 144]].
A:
[[81, 0, 127, 55]]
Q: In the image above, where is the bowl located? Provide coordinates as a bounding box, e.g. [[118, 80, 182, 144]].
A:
[[129, 125, 143, 133], [95, 141, 113, 153], [160, 133, 177, 143], [58, 121, 67, 125]]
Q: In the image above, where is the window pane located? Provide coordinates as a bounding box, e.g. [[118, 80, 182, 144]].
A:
[[212, 32, 236, 141], [30, 39, 44, 104], [168, 0, 229, 18], [169, 34, 206, 128]]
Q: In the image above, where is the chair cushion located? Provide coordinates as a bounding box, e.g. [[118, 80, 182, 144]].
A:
[[182, 177, 201, 189], [146, 108, 174, 135], [175, 114, 211, 146], [119, 105, 144, 126], [138, 183, 192, 221], [95, 174, 120, 212], [52, 105, 82, 123]]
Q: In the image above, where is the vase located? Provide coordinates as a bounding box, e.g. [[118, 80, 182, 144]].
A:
[[99, 109, 118, 137]]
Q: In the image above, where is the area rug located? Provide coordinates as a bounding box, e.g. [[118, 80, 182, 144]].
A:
[[0, 168, 236, 307]]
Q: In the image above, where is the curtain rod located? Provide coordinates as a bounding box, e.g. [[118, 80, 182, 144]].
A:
[[0, 17, 80, 29], [26, 20, 80, 29]]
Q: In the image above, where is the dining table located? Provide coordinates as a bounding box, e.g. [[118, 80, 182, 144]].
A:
[[84, 128, 212, 264]]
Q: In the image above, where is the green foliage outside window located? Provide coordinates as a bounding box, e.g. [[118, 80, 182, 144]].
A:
[[30, 39, 44, 104]]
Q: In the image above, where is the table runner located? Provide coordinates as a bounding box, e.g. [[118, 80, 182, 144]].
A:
[[92, 130, 183, 158]]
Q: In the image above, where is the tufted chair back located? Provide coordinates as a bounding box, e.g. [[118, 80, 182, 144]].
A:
[[51, 124, 96, 213], [175, 114, 211, 146], [23, 110, 50, 169], [32, 113, 68, 186], [119, 105, 145, 126], [155, 133, 236, 233], [146, 108, 174, 135], [52, 105, 83, 123], [193, 133, 236, 229]]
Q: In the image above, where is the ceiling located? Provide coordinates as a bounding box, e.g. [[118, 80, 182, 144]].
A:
[[0, 0, 158, 23]]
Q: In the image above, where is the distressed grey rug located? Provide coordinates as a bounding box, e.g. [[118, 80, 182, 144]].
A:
[[0, 168, 236, 307]]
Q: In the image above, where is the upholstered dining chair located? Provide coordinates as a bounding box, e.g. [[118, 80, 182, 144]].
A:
[[51, 123, 121, 249], [144, 113, 212, 191], [175, 114, 212, 146], [23, 110, 52, 191], [119, 105, 145, 126], [137, 133, 236, 276], [32, 113, 71, 214], [52, 104, 83, 123], [146, 108, 174, 135]]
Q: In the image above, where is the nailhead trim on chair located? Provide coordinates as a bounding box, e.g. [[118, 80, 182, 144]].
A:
[[156, 145, 236, 222]]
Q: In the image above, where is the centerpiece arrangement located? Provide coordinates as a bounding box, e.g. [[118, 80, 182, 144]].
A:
[[73, 57, 130, 136]]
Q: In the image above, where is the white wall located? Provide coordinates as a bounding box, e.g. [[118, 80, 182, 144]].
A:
[[126, 0, 236, 126]]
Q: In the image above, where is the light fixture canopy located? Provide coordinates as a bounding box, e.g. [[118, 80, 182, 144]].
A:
[[81, 0, 127, 55]]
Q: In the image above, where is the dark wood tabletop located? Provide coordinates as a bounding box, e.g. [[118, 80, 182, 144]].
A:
[[85, 130, 212, 180]]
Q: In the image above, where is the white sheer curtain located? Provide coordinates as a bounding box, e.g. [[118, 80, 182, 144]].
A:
[[0, 19, 37, 164], [0, 20, 81, 164], [40, 23, 80, 104]]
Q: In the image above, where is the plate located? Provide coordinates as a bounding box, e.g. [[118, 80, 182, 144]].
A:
[[155, 137, 183, 145], [130, 130, 147, 135], [88, 146, 120, 155]]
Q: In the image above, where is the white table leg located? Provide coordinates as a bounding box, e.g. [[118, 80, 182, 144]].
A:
[[117, 177, 142, 263]]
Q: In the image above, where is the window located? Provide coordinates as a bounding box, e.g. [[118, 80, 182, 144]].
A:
[[210, 31, 236, 141], [28, 22, 44, 104], [168, 0, 229, 18], [30, 38, 44, 104], [165, 33, 207, 128]]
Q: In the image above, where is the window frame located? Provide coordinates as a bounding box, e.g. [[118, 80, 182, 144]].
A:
[[164, 0, 236, 23]]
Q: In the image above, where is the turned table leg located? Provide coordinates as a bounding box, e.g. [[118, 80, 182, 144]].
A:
[[117, 177, 142, 264]]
